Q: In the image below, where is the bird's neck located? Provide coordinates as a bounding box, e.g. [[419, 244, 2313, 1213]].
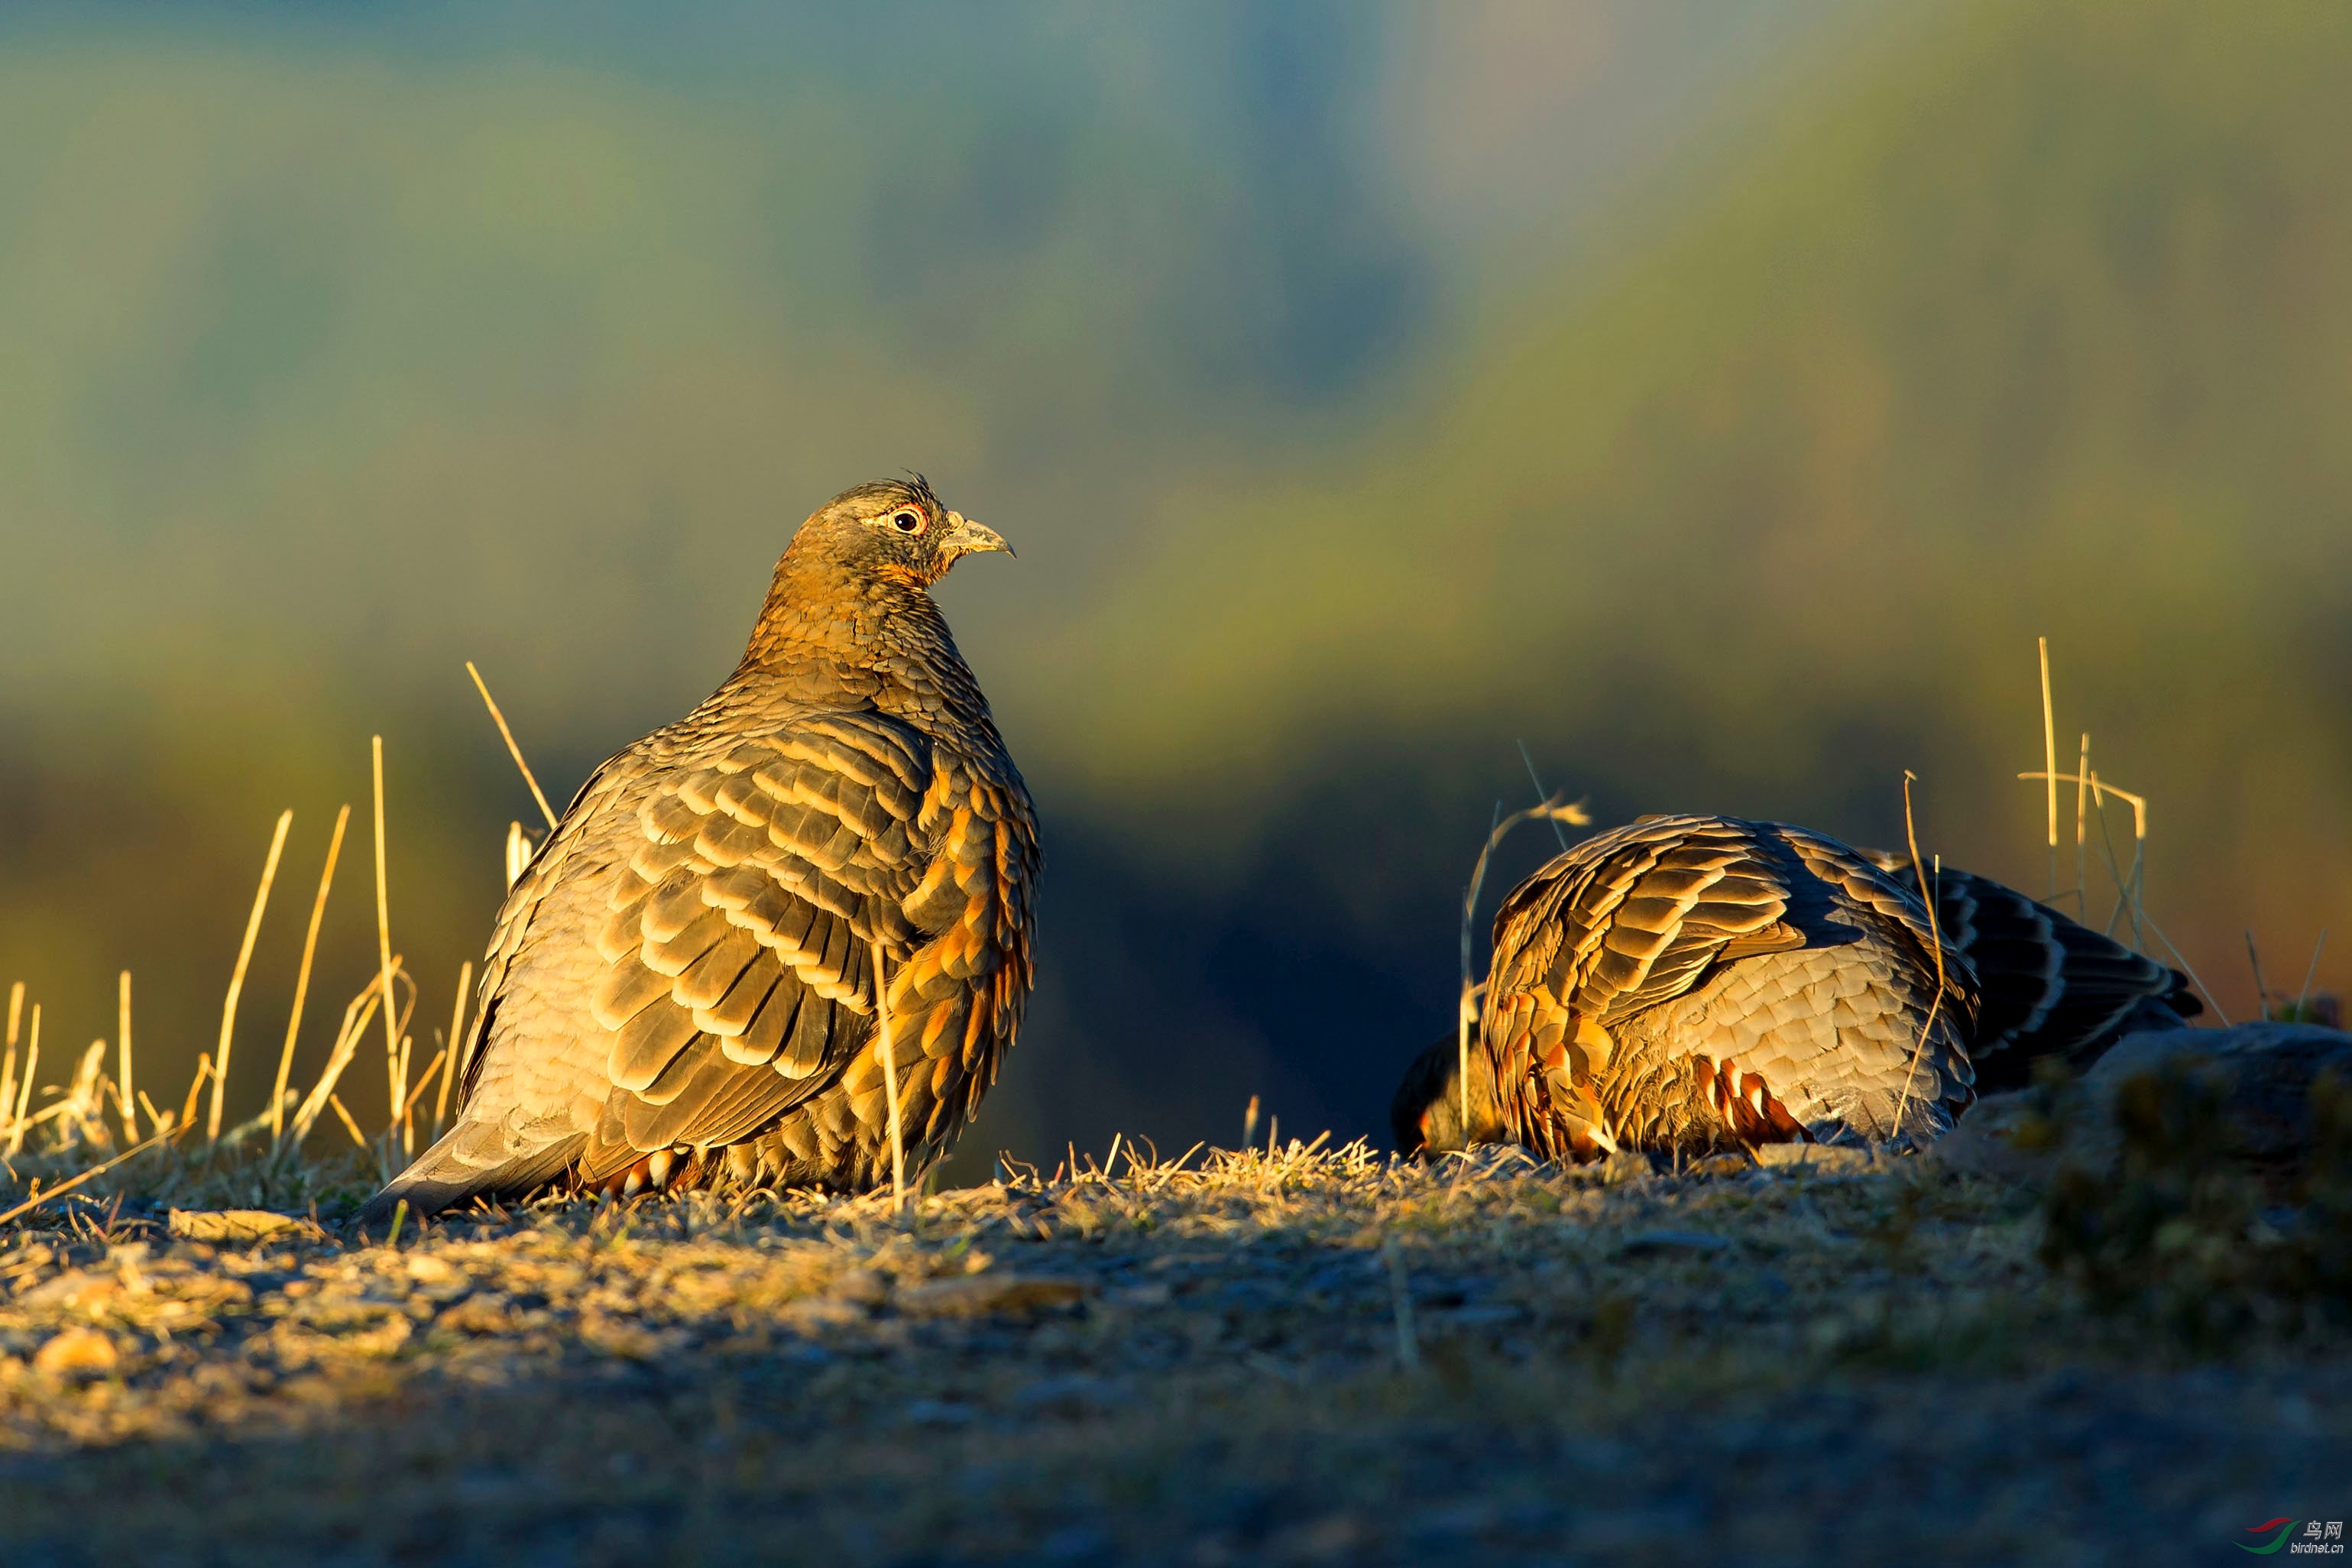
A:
[[730, 557, 993, 737]]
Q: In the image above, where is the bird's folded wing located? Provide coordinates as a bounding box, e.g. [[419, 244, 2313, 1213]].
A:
[[1487, 815, 1803, 1029], [443, 710, 1033, 1187]]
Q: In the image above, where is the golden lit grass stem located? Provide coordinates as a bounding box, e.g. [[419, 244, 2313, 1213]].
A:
[[1890, 772, 1946, 1142], [869, 937, 905, 1213], [467, 661, 559, 831], [399, 1048, 447, 1123], [290, 964, 398, 1145], [0, 985, 18, 1155], [373, 737, 400, 1142], [2074, 732, 2090, 914], [327, 1093, 368, 1148], [116, 971, 134, 1145], [395, 1034, 413, 1146], [8, 1006, 38, 1157], [179, 1051, 209, 1135], [273, 805, 349, 1145], [2294, 930, 2328, 1022], [2019, 766, 2149, 933], [211, 808, 293, 1141], [504, 821, 531, 889], [2039, 637, 2057, 898], [436, 960, 472, 1139]]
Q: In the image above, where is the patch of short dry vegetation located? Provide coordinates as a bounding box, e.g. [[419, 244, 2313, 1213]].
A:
[[2, 1141, 2347, 1565]]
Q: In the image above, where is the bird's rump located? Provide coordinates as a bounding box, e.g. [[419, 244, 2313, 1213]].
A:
[[1858, 849, 2198, 1090]]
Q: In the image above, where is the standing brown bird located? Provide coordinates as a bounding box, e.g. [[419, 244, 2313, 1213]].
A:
[[1395, 815, 2195, 1158], [364, 478, 1036, 1220]]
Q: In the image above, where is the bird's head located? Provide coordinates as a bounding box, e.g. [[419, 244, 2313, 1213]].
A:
[[1389, 1029, 1508, 1157], [789, 475, 1012, 589]]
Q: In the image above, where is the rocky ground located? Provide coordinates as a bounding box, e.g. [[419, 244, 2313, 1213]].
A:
[[1, 1120, 2347, 1566]]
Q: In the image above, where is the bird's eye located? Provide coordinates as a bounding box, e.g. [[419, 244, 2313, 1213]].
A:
[[891, 510, 924, 535]]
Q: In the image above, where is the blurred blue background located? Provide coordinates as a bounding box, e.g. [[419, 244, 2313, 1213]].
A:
[[2, 0, 2345, 1171]]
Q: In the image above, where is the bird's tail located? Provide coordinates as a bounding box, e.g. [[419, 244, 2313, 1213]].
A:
[[358, 1119, 584, 1226]]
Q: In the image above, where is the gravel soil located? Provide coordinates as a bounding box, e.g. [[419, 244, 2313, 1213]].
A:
[[0, 1143, 2344, 1566]]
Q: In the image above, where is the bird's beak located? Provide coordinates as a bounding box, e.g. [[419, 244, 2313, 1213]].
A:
[[941, 511, 1013, 560]]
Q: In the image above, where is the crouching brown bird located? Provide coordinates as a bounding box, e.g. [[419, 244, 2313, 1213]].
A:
[[1394, 815, 2195, 1159], [364, 478, 1036, 1221]]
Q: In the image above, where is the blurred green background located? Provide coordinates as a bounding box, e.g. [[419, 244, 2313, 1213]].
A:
[[2, 0, 2344, 1172]]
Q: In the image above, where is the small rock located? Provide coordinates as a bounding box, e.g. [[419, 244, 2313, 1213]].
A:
[[1616, 1229, 1732, 1257], [776, 1297, 866, 1333], [1936, 1022, 2352, 1181], [897, 1275, 1090, 1317], [18, 1269, 121, 1310], [168, 1210, 309, 1243], [1754, 1143, 1878, 1173], [1013, 1374, 1124, 1416], [828, 1268, 889, 1306], [34, 1327, 116, 1378], [1595, 1150, 1654, 1187], [905, 1398, 974, 1427], [1105, 1281, 1172, 1308]]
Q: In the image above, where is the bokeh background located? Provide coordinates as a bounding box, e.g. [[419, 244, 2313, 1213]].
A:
[[3, 0, 2346, 1174]]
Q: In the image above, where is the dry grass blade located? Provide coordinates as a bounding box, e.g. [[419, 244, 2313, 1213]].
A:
[[8, 1004, 40, 1157], [290, 964, 401, 1145], [2073, 731, 2090, 915], [467, 660, 559, 831], [2039, 635, 2057, 898], [2294, 929, 2328, 1022], [373, 737, 401, 1149], [116, 970, 134, 1145], [870, 937, 905, 1215], [211, 808, 293, 1141], [1517, 740, 1576, 854], [2017, 767, 2149, 934], [179, 1050, 209, 1135], [399, 1048, 447, 1124], [436, 959, 473, 1139], [327, 1093, 368, 1148], [504, 821, 531, 890], [1, 983, 20, 1158], [2244, 929, 2272, 1020], [1890, 771, 1945, 1142], [275, 805, 350, 1144]]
